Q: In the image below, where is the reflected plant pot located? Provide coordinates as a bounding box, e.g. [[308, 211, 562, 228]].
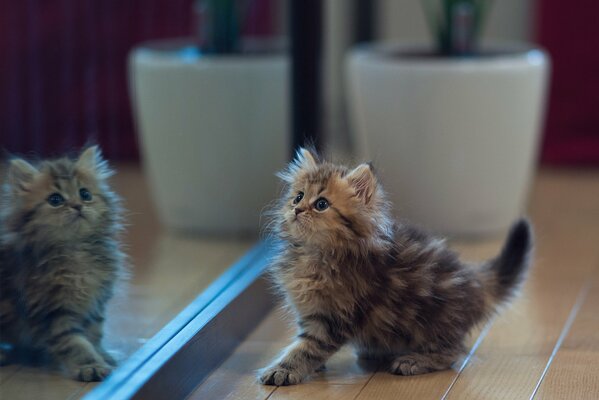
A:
[[129, 38, 289, 235], [346, 43, 550, 237]]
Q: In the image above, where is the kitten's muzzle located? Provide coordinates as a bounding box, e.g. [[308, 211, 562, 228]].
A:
[[294, 208, 305, 216], [69, 204, 86, 219]]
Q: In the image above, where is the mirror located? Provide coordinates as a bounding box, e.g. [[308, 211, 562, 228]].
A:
[[0, 0, 288, 398]]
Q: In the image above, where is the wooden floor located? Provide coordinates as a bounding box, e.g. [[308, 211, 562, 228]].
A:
[[189, 168, 599, 400], [0, 165, 252, 400]]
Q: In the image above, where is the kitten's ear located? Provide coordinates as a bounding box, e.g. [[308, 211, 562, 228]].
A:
[[8, 159, 39, 191], [277, 147, 319, 183], [347, 163, 377, 204], [295, 148, 318, 170], [76, 146, 113, 179]]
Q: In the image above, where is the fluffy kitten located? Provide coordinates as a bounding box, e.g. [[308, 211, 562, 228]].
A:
[[0, 146, 125, 381], [260, 148, 532, 386]]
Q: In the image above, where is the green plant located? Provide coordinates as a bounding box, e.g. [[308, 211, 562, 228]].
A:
[[194, 0, 250, 54], [422, 0, 494, 56]]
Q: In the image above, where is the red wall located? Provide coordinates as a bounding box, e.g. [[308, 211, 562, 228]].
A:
[[536, 0, 599, 165], [0, 0, 196, 160]]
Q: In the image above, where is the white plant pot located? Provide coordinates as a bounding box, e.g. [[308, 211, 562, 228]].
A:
[[347, 43, 550, 237], [129, 39, 289, 235]]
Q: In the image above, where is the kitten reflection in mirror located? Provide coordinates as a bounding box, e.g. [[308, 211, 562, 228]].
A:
[[260, 148, 533, 386], [0, 146, 126, 381]]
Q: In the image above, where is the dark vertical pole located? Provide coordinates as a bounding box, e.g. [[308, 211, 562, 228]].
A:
[[354, 0, 376, 44], [289, 0, 323, 154]]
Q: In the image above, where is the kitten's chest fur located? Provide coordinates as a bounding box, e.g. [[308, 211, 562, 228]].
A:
[[14, 241, 122, 313], [279, 250, 368, 317], [34, 248, 116, 286]]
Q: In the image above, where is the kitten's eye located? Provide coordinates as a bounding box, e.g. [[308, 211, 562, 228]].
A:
[[314, 198, 329, 211], [293, 192, 304, 205], [47, 193, 65, 207], [79, 188, 93, 202]]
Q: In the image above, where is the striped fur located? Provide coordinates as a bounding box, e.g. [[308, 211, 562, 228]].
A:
[[260, 148, 533, 386], [0, 146, 126, 381]]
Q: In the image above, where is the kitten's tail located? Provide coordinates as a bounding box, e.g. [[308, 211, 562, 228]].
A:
[[482, 219, 533, 305]]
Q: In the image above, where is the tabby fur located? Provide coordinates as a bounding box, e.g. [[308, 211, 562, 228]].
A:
[[0, 146, 125, 381], [260, 148, 533, 386]]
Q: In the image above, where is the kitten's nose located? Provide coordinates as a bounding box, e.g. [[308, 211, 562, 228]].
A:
[[294, 208, 305, 216], [71, 204, 82, 212]]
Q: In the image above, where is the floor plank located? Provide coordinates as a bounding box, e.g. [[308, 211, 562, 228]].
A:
[[443, 283, 588, 400], [0, 365, 21, 385], [0, 368, 86, 400], [534, 351, 599, 400], [534, 271, 599, 400], [188, 310, 379, 400], [441, 170, 599, 400], [270, 383, 366, 400], [186, 313, 288, 400]]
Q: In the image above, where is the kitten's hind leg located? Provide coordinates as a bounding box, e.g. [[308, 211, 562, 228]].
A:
[[389, 348, 464, 376]]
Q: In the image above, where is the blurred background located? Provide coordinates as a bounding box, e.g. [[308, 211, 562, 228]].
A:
[[0, 0, 598, 397], [1, 0, 598, 236], [1, 0, 597, 164]]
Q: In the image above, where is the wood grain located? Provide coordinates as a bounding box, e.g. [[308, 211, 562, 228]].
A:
[[442, 170, 599, 400], [0, 365, 21, 385], [271, 383, 366, 400], [0, 368, 86, 400], [186, 313, 286, 400], [534, 271, 599, 400]]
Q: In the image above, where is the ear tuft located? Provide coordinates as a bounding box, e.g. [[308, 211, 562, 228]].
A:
[[297, 147, 318, 169], [276, 147, 319, 183], [76, 146, 113, 179], [347, 163, 377, 204], [8, 159, 39, 191], [76, 146, 100, 170]]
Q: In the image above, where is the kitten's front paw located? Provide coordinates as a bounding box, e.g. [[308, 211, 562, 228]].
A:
[[260, 365, 303, 386], [390, 355, 430, 376], [75, 363, 113, 382]]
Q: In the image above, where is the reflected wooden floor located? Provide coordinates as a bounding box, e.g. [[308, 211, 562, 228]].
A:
[[189, 168, 599, 400], [0, 164, 252, 400]]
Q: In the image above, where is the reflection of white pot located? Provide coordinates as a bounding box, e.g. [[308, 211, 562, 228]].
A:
[[347, 43, 549, 236], [129, 39, 289, 234]]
